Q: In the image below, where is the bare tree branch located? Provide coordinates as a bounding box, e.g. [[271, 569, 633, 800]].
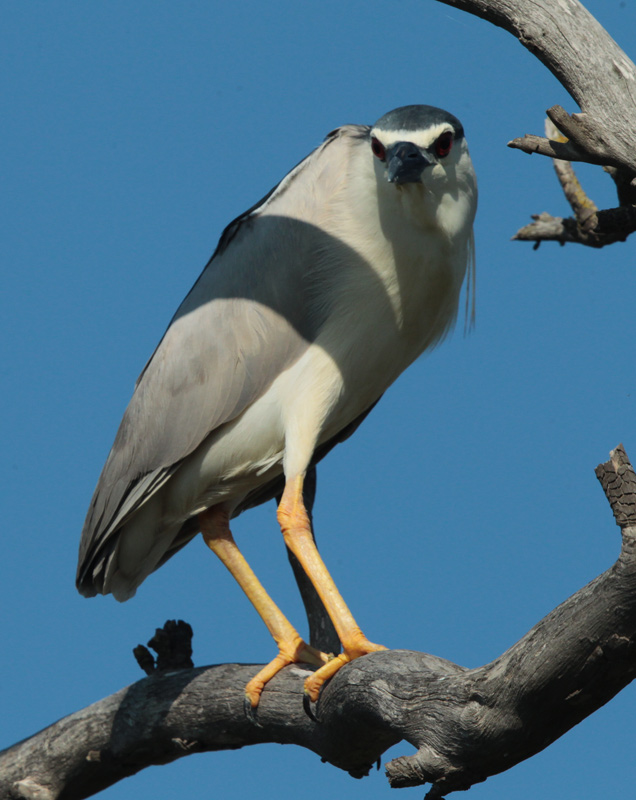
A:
[[547, 120, 599, 226], [435, 0, 636, 170], [3, 446, 636, 800], [435, 0, 636, 247], [512, 119, 636, 247], [512, 206, 636, 248], [507, 132, 599, 166]]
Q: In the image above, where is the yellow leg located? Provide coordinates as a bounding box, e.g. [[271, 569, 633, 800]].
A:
[[277, 475, 387, 701], [200, 506, 330, 708]]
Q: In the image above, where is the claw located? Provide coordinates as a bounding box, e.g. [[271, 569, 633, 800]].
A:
[[303, 691, 319, 722], [243, 695, 263, 727]]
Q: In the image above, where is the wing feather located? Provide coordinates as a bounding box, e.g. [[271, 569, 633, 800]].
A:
[[78, 124, 370, 579]]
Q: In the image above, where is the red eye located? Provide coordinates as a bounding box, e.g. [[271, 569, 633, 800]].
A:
[[434, 131, 453, 158], [371, 136, 386, 161]]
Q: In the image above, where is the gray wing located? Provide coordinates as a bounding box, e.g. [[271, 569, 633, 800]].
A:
[[77, 124, 370, 583]]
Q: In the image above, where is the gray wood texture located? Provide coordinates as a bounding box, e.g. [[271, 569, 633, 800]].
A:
[[438, 0, 636, 246], [2, 446, 636, 799]]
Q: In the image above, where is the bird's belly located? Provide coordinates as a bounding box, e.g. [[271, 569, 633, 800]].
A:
[[163, 391, 287, 521], [161, 239, 463, 524], [162, 342, 352, 519], [316, 271, 458, 431]]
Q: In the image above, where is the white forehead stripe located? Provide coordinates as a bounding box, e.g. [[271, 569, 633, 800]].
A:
[[370, 123, 455, 149]]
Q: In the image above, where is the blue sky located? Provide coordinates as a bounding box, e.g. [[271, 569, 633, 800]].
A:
[[2, 1, 636, 798]]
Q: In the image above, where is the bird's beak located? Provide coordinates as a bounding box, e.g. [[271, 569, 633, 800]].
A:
[[386, 141, 431, 185]]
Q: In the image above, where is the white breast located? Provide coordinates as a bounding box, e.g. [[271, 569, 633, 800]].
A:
[[172, 132, 477, 511]]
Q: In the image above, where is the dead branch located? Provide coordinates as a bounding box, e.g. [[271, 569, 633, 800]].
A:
[[3, 447, 636, 800], [435, 0, 636, 247], [512, 119, 636, 247], [512, 207, 636, 248]]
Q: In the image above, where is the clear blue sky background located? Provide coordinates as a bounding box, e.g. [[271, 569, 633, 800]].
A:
[[2, 2, 636, 798]]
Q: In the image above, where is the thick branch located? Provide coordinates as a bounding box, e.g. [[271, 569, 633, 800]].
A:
[[3, 448, 636, 799], [434, 0, 636, 174], [435, 0, 636, 248]]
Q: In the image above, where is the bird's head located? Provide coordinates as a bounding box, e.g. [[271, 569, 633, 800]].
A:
[[368, 104, 477, 232]]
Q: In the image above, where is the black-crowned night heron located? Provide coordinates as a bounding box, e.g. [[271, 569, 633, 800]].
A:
[[77, 105, 477, 709]]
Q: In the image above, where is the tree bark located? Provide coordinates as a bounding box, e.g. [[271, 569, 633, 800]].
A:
[[435, 0, 636, 246], [3, 448, 636, 800]]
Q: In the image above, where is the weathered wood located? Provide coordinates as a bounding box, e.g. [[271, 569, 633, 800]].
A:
[[2, 447, 636, 799], [436, 0, 636, 172], [512, 205, 636, 247], [595, 444, 636, 529], [436, 0, 636, 247]]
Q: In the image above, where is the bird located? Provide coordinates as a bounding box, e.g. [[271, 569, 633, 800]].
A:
[[77, 104, 478, 710]]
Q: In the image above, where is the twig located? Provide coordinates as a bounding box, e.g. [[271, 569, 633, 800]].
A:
[[512, 119, 636, 247]]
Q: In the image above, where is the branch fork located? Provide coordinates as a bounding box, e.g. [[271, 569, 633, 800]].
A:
[[437, 0, 636, 247]]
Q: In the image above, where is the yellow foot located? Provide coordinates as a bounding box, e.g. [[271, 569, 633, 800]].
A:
[[245, 638, 331, 709], [303, 636, 387, 702]]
